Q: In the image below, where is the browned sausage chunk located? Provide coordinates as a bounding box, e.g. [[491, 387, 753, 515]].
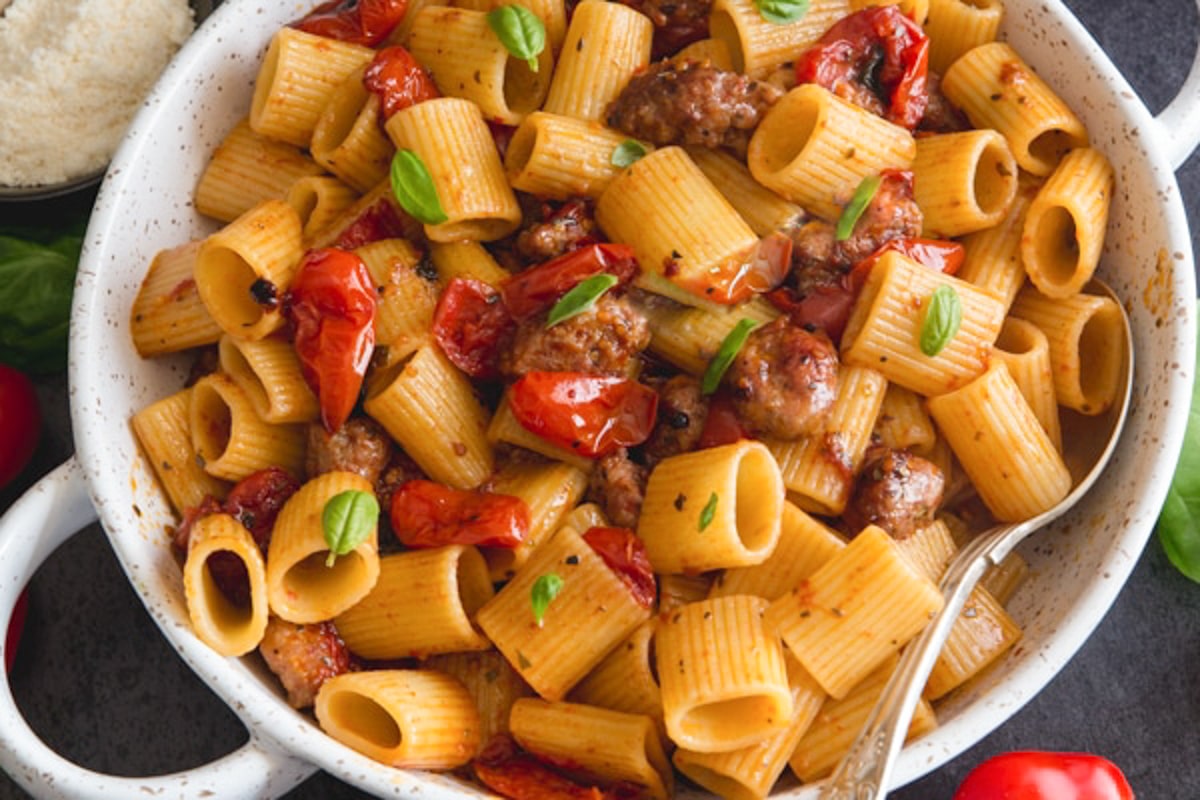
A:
[[844, 447, 945, 539], [791, 169, 923, 289], [919, 71, 969, 133], [587, 447, 648, 529], [499, 294, 650, 379], [606, 60, 783, 153], [514, 198, 598, 264], [618, 0, 711, 59], [644, 374, 709, 465], [726, 317, 839, 440], [305, 416, 394, 485], [258, 617, 354, 708]]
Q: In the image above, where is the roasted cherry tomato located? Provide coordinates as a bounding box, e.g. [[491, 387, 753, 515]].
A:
[[287, 248, 377, 433], [331, 197, 415, 250], [0, 364, 39, 489], [953, 751, 1135, 800], [222, 466, 301, 550], [291, 0, 407, 46], [508, 372, 659, 459], [582, 527, 656, 608], [697, 390, 749, 449], [855, 236, 965, 276], [500, 244, 639, 321], [431, 277, 514, 379], [673, 231, 793, 306], [795, 5, 929, 130], [362, 46, 440, 121], [389, 479, 531, 549], [5, 589, 28, 673], [475, 735, 622, 800]]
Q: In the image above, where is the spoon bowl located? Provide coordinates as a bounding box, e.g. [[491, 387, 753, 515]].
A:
[[821, 278, 1135, 800]]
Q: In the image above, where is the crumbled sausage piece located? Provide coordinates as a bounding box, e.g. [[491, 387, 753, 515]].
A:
[[844, 447, 945, 539], [514, 198, 598, 264], [305, 416, 393, 485], [258, 617, 354, 708], [606, 60, 783, 153], [499, 294, 650, 379], [618, 0, 711, 59], [919, 70, 970, 133], [644, 374, 709, 465], [373, 449, 427, 516], [726, 318, 839, 440], [587, 447, 648, 529]]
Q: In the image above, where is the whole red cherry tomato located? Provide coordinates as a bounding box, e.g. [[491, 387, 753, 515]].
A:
[[0, 364, 40, 489], [508, 372, 659, 459], [953, 751, 1134, 800], [672, 231, 793, 306], [291, 0, 408, 46], [500, 244, 639, 321], [331, 198, 415, 250], [362, 46, 440, 121], [287, 248, 377, 433], [389, 479, 531, 549], [855, 236, 965, 277], [5, 589, 28, 673], [431, 278, 514, 379], [795, 5, 930, 130], [222, 466, 302, 551], [582, 527, 656, 608], [474, 735, 618, 800]]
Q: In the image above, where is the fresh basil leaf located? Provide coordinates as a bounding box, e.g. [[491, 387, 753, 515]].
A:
[[699, 492, 718, 531], [390, 149, 448, 225], [702, 318, 758, 395], [753, 0, 809, 25], [531, 572, 564, 626], [0, 232, 81, 373], [919, 285, 962, 357], [322, 490, 380, 567], [1159, 300, 1200, 583], [835, 174, 882, 241], [546, 273, 619, 328], [611, 139, 648, 168], [487, 5, 546, 72]]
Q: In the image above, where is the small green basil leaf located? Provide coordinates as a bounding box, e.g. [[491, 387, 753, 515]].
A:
[[322, 490, 380, 567], [699, 492, 718, 531], [701, 318, 758, 395], [835, 174, 882, 241], [390, 149, 448, 225], [753, 0, 809, 25], [546, 273, 619, 328], [0, 232, 82, 373], [531, 572, 565, 626], [611, 139, 648, 168], [487, 5, 546, 72], [919, 285, 963, 357], [1159, 300, 1200, 583]]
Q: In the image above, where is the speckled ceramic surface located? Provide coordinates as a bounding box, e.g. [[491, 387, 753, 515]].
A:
[[2, 0, 1194, 796]]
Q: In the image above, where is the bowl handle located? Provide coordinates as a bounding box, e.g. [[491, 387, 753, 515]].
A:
[[0, 459, 317, 799], [1153, 1, 1200, 170]]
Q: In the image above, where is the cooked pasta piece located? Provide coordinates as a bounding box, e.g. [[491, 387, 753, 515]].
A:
[[194, 199, 305, 341], [482, 460, 590, 581], [841, 250, 1007, 396], [993, 316, 1062, 450], [764, 525, 943, 699], [510, 699, 673, 799], [1009, 286, 1126, 415], [656, 595, 793, 752], [505, 112, 637, 200], [354, 238, 437, 363], [637, 441, 784, 574], [1020, 147, 1114, 298], [250, 27, 374, 147], [910, 129, 1017, 237], [686, 146, 805, 238], [421, 649, 534, 747], [132, 388, 230, 515], [486, 390, 594, 471], [315, 670, 480, 768], [286, 174, 360, 240], [641, 296, 780, 377], [182, 512, 269, 657], [475, 525, 653, 701], [672, 37, 734, 70], [957, 177, 1040, 311], [926, 361, 1071, 521], [217, 335, 319, 425], [453, 0, 568, 54], [406, 6, 553, 125], [310, 66, 395, 193], [266, 471, 381, 624], [923, 0, 1003, 74], [748, 84, 916, 222], [430, 240, 512, 286], [872, 384, 937, 455], [709, 0, 851, 79], [569, 619, 663, 725], [189, 373, 306, 482], [941, 41, 1088, 176], [131, 241, 223, 357]]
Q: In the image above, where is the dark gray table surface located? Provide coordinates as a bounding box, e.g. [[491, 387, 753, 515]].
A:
[[1, 1, 1198, 797]]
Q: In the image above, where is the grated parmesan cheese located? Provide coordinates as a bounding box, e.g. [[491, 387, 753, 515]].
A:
[[0, 0, 194, 187]]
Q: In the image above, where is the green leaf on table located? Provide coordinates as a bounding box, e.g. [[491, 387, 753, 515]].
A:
[[322, 490, 379, 567], [0, 231, 82, 373], [1159, 301, 1200, 582]]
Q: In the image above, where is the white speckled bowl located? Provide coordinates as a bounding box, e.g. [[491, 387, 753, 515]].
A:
[[0, 1, 1197, 797]]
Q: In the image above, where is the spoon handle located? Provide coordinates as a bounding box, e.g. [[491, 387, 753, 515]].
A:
[[819, 520, 1029, 800]]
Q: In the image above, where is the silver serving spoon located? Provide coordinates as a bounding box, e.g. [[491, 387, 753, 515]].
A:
[[820, 278, 1135, 800]]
